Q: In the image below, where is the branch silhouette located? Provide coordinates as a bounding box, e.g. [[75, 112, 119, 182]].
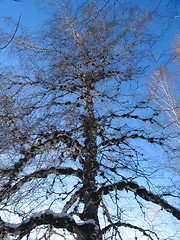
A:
[[0, 13, 22, 51]]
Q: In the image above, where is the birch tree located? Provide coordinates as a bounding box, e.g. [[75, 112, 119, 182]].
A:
[[149, 33, 180, 171], [0, 1, 179, 239]]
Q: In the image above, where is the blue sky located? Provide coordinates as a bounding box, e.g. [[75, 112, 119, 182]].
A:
[[0, 0, 43, 31]]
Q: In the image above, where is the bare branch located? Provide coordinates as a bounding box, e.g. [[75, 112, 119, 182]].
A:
[[101, 221, 159, 240], [98, 181, 180, 220], [0, 167, 83, 201]]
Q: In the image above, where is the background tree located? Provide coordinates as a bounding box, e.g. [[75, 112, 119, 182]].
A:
[[0, 0, 179, 239], [149, 33, 180, 171]]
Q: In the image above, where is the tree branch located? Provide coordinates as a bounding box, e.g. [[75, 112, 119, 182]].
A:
[[98, 134, 164, 147], [97, 181, 180, 220], [0, 130, 83, 177], [62, 188, 82, 213], [101, 221, 159, 240], [0, 167, 83, 201], [0, 210, 97, 239]]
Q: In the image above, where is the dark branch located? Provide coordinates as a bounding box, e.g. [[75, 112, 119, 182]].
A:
[[97, 181, 180, 220], [101, 221, 159, 240], [98, 134, 164, 147], [0, 132, 83, 201], [0, 210, 97, 239], [38, 131, 83, 153], [0, 131, 83, 177], [0, 167, 83, 201]]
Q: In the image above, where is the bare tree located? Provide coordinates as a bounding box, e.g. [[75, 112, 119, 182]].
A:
[[174, 33, 180, 62], [150, 69, 179, 145], [0, 1, 179, 239], [149, 34, 180, 171]]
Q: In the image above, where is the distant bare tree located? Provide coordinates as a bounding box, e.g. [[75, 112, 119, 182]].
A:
[[149, 34, 180, 171], [150, 70, 179, 144], [174, 34, 180, 61], [0, 1, 179, 239]]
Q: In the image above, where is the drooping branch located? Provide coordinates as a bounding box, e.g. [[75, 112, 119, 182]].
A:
[[0, 130, 83, 202], [97, 181, 180, 220], [0, 167, 83, 201], [100, 199, 122, 238], [0, 130, 83, 177], [38, 130, 83, 154], [0, 150, 38, 202], [101, 221, 159, 240], [0, 210, 97, 239]]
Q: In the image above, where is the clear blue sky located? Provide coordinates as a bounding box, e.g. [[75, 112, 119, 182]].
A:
[[0, 0, 44, 31]]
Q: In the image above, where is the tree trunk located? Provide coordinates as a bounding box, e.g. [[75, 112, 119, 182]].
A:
[[79, 83, 102, 240]]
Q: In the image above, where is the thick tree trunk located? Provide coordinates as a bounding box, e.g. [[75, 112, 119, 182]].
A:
[[79, 84, 102, 240]]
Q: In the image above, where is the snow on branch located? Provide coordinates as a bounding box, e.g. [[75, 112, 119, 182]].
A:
[[97, 181, 180, 220], [0, 210, 97, 239]]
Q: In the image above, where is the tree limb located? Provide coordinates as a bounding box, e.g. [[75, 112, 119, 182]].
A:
[[101, 221, 159, 240], [0, 131, 83, 177], [0, 210, 97, 239], [0, 167, 83, 201], [97, 181, 180, 220]]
